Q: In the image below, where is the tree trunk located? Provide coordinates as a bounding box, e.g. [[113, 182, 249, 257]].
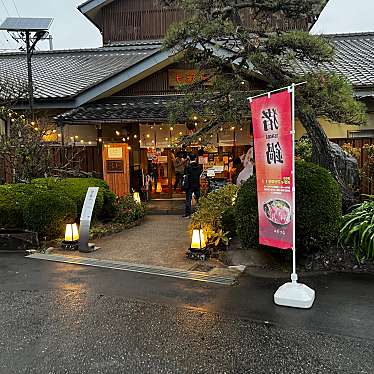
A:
[[297, 107, 359, 211]]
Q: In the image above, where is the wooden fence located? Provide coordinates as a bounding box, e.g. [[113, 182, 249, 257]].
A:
[[330, 137, 374, 195], [0, 146, 103, 184]]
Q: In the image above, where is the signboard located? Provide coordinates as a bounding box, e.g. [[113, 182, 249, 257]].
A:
[[207, 169, 215, 177], [79, 187, 99, 252], [250, 90, 293, 250], [168, 69, 213, 87], [106, 160, 124, 173], [108, 147, 123, 159], [157, 155, 168, 163]]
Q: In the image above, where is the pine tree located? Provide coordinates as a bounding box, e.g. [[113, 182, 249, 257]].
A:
[[162, 0, 367, 209]]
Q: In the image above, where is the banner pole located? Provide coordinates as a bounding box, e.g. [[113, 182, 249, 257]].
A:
[[247, 81, 306, 102], [291, 83, 297, 283], [273, 82, 315, 309]]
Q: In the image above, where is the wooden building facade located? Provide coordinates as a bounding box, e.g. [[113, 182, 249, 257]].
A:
[[1, 0, 337, 195]]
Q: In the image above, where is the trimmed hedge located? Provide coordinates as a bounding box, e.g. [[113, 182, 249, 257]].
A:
[[0, 184, 48, 229], [235, 176, 259, 248], [235, 161, 342, 252], [24, 192, 77, 239], [32, 178, 116, 220], [0, 178, 116, 238]]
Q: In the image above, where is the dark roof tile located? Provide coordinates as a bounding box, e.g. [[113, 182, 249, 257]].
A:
[[0, 42, 162, 99], [297, 32, 374, 87], [57, 95, 185, 123]]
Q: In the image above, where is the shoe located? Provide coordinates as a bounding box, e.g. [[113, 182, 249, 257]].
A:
[[182, 214, 191, 218]]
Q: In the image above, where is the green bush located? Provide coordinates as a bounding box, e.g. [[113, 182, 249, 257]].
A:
[[0, 184, 48, 228], [339, 200, 374, 261], [0, 178, 116, 239], [191, 184, 238, 246], [221, 206, 237, 236], [114, 195, 146, 225], [295, 137, 312, 162], [23, 191, 77, 239], [235, 161, 342, 252], [235, 176, 259, 248], [32, 178, 116, 220]]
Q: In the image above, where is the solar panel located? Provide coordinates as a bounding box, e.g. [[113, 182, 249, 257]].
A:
[[0, 17, 53, 31]]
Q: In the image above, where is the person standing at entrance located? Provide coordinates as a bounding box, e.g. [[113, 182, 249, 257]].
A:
[[150, 163, 158, 192], [183, 154, 202, 218], [174, 152, 186, 192]]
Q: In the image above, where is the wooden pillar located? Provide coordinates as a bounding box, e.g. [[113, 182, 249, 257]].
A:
[[102, 143, 130, 196], [96, 125, 104, 178], [167, 150, 173, 199]]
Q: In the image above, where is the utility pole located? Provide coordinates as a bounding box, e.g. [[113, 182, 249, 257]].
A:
[[0, 18, 53, 120], [25, 31, 34, 118]]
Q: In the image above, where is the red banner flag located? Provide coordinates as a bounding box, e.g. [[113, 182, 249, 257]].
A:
[[250, 90, 294, 250]]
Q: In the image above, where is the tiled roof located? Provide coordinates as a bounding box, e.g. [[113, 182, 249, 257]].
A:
[[57, 95, 184, 123], [297, 32, 374, 89], [0, 42, 162, 100], [1, 33, 374, 104]]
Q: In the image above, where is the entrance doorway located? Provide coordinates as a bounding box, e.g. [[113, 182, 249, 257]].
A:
[[142, 149, 185, 200]]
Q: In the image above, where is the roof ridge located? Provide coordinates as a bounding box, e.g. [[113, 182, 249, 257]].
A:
[[322, 31, 374, 39], [0, 43, 162, 57]]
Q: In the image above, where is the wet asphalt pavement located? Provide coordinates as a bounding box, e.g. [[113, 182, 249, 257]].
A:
[[0, 253, 374, 373]]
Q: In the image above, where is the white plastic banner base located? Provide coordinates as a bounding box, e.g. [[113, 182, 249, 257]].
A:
[[274, 281, 315, 309]]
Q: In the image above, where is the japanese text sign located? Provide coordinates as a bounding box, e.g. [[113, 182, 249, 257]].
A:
[[250, 90, 293, 250], [168, 69, 213, 87]]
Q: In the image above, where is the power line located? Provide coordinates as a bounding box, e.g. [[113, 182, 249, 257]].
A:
[[0, 0, 16, 49], [0, 0, 10, 16], [11, 0, 20, 17]]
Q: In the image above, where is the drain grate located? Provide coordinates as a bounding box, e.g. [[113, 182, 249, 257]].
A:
[[27, 253, 236, 285]]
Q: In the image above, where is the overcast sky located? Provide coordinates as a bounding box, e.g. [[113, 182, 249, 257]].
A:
[[0, 0, 373, 51]]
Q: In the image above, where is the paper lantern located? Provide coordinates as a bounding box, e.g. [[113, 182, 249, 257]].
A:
[[133, 192, 141, 204], [191, 229, 206, 249], [65, 223, 79, 242]]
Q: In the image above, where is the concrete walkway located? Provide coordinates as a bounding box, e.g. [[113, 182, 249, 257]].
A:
[[57, 199, 225, 271], [90, 215, 195, 270]]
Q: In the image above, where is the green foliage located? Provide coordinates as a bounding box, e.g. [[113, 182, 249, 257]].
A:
[[0, 184, 48, 228], [32, 178, 116, 220], [295, 137, 312, 162], [221, 206, 237, 235], [23, 192, 77, 239], [210, 229, 230, 247], [235, 176, 259, 249], [267, 31, 333, 63], [0, 178, 116, 239], [191, 184, 238, 246], [162, 0, 367, 154], [235, 161, 342, 252], [299, 73, 367, 126], [339, 200, 374, 262], [114, 195, 146, 225]]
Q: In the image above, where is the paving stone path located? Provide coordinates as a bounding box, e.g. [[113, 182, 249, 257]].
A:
[[54, 199, 227, 271], [91, 214, 194, 269]]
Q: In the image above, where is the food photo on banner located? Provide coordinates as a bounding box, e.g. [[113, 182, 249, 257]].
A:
[[250, 90, 293, 250]]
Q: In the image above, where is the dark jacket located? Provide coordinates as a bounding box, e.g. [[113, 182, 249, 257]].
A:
[[185, 162, 202, 190]]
